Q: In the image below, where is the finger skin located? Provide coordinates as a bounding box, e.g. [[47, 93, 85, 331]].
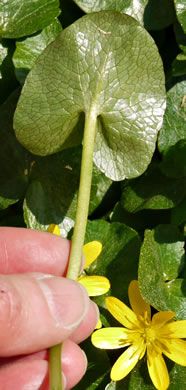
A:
[[0, 227, 71, 275], [0, 273, 90, 356], [70, 301, 99, 344], [0, 340, 87, 390]]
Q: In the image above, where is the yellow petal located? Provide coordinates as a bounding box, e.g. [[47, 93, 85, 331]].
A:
[[152, 311, 175, 327], [128, 280, 151, 320], [91, 328, 131, 349], [106, 296, 140, 329], [160, 339, 186, 366], [158, 319, 186, 339], [78, 275, 110, 296], [147, 347, 169, 390], [111, 342, 146, 381], [95, 318, 102, 329], [47, 224, 61, 236], [83, 241, 102, 269]]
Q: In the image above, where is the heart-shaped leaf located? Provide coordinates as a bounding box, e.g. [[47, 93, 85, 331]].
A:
[[14, 11, 166, 181], [0, 0, 61, 38]]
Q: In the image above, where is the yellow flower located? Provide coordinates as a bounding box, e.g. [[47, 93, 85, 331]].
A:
[[91, 280, 186, 390], [47, 224, 110, 328]]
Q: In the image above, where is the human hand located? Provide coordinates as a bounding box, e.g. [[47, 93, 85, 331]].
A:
[[0, 227, 99, 389]]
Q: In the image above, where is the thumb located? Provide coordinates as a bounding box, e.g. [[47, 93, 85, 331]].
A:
[[0, 273, 89, 356]]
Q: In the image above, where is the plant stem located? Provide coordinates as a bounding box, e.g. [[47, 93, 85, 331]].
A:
[[67, 107, 97, 280], [49, 343, 62, 390], [49, 107, 97, 390]]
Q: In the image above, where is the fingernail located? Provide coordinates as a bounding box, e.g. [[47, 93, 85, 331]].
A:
[[39, 277, 89, 330], [92, 301, 100, 325]]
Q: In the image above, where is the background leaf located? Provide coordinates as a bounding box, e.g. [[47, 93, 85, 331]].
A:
[[23, 147, 113, 236], [143, 0, 176, 30], [138, 225, 186, 319], [105, 358, 186, 390], [13, 19, 62, 84], [14, 11, 166, 181], [0, 39, 19, 103], [75, 339, 110, 389], [0, 90, 31, 209], [0, 0, 61, 38], [83, 219, 141, 326], [160, 140, 186, 178], [120, 163, 186, 212], [158, 79, 186, 154], [74, 0, 176, 30], [74, 0, 148, 24], [174, 0, 186, 33]]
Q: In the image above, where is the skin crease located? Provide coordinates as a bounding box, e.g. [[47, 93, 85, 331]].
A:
[[0, 227, 99, 389]]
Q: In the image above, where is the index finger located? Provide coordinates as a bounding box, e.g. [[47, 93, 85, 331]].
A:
[[0, 227, 71, 276]]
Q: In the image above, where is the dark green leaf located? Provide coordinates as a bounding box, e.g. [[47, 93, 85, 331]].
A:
[[84, 220, 141, 309], [0, 90, 30, 209], [121, 164, 186, 212], [0, 39, 19, 103], [105, 359, 186, 390], [173, 21, 186, 54], [161, 140, 186, 178], [74, 0, 176, 29], [111, 201, 171, 230], [158, 79, 186, 154], [143, 0, 176, 30], [171, 196, 186, 225], [0, 0, 61, 38], [14, 11, 166, 181], [171, 53, 186, 77], [138, 225, 186, 319], [75, 338, 110, 389], [13, 19, 62, 85], [24, 147, 113, 236]]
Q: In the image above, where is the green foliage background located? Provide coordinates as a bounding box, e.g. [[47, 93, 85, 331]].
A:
[[0, 0, 185, 389]]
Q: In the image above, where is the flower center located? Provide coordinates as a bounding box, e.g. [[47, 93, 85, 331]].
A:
[[143, 326, 156, 345]]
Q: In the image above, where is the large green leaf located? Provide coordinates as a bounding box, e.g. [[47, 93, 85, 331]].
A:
[[23, 147, 113, 236], [13, 19, 62, 85], [158, 79, 186, 154], [0, 90, 30, 209], [174, 0, 186, 33], [14, 11, 166, 181], [74, 0, 148, 24], [0, 0, 61, 38], [138, 225, 186, 319]]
